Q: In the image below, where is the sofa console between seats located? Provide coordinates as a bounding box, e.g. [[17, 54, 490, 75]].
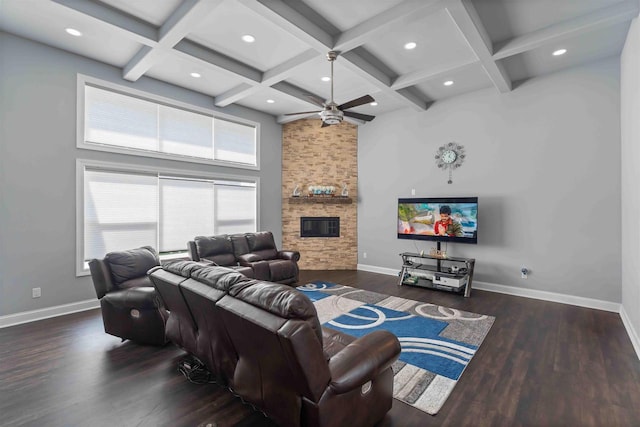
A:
[[149, 261, 401, 427], [188, 231, 300, 285]]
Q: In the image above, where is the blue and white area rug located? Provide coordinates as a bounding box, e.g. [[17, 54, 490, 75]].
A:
[[297, 281, 495, 415]]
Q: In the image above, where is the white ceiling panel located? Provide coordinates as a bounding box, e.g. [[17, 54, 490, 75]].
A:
[[187, 0, 310, 72], [347, 90, 406, 116], [500, 22, 631, 82], [99, 0, 181, 26], [414, 63, 493, 101], [362, 8, 478, 76], [472, 0, 626, 43], [0, 0, 143, 67], [300, 0, 404, 31], [145, 52, 242, 97]]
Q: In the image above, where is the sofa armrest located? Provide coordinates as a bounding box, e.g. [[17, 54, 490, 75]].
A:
[[238, 253, 262, 264], [89, 258, 114, 299], [277, 250, 300, 262], [328, 330, 401, 394], [187, 241, 200, 261]]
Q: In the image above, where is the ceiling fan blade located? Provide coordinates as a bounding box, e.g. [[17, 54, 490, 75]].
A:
[[321, 121, 331, 128], [343, 111, 375, 122], [306, 94, 326, 107], [284, 110, 322, 116], [338, 95, 375, 111]]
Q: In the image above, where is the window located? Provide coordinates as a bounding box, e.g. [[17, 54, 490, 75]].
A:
[[78, 75, 259, 169], [77, 160, 259, 275]]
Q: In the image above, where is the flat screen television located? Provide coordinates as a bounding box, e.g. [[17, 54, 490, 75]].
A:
[[397, 197, 478, 244]]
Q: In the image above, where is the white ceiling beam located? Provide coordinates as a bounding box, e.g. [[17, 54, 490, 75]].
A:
[[334, 0, 443, 52], [391, 59, 478, 90], [215, 49, 318, 107], [236, 0, 333, 52], [52, 0, 158, 46], [493, 0, 640, 60], [446, 0, 511, 93], [173, 39, 263, 83], [123, 0, 223, 81]]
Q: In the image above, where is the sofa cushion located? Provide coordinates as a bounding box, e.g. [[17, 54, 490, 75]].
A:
[[229, 233, 250, 259], [162, 260, 204, 278], [245, 232, 278, 260], [194, 235, 236, 266], [191, 265, 249, 291], [230, 281, 322, 344], [105, 246, 160, 288]]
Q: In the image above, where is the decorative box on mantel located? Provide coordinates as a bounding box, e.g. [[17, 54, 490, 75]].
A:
[[288, 196, 353, 204]]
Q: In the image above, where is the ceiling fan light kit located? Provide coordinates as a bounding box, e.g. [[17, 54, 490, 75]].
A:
[[285, 51, 376, 127]]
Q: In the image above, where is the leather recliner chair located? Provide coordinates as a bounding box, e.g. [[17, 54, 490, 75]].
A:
[[88, 246, 168, 346], [149, 261, 401, 427]]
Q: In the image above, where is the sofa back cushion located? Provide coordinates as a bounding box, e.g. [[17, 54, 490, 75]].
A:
[[105, 246, 160, 288], [191, 265, 249, 292], [229, 233, 250, 259], [229, 281, 322, 344], [194, 235, 236, 266], [245, 231, 278, 260]]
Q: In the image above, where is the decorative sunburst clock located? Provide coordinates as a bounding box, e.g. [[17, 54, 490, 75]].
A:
[[435, 142, 465, 184]]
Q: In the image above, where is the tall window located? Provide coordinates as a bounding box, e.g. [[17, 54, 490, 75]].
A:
[[80, 77, 258, 168], [78, 161, 258, 274]]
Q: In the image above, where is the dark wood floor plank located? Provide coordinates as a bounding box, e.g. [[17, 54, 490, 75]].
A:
[[1, 269, 639, 427]]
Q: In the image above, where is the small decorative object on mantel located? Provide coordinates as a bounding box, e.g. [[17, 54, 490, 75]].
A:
[[341, 183, 348, 197], [292, 185, 301, 197], [435, 142, 465, 184], [308, 185, 336, 196]]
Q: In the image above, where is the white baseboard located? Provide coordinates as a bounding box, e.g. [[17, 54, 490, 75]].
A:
[[357, 263, 620, 312], [0, 299, 99, 329], [620, 305, 640, 360]]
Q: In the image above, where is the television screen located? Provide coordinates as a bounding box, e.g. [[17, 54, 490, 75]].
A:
[[397, 197, 478, 244]]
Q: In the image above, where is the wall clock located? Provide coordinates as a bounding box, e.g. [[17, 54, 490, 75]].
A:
[[435, 142, 465, 184]]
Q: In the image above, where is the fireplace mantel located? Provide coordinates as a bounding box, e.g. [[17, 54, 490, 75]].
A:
[[288, 197, 352, 204]]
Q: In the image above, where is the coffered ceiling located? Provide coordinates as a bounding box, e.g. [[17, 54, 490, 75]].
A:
[[1, 0, 637, 124]]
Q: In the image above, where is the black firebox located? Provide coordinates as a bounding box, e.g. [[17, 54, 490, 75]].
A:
[[300, 217, 340, 237]]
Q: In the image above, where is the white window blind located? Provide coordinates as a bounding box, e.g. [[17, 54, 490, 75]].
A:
[[84, 169, 158, 260], [82, 83, 258, 167], [159, 105, 213, 159], [214, 182, 257, 235], [85, 86, 158, 152], [214, 119, 256, 165], [159, 177, 215, 253]]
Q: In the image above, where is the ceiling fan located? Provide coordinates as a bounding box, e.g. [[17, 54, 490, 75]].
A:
[[285, 51, 376, 127]]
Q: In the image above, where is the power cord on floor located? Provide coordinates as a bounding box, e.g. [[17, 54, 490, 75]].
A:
[[177, 355, 217, 384]]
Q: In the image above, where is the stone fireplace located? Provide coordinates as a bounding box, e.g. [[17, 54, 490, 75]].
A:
[[282, 119, 357, 270]]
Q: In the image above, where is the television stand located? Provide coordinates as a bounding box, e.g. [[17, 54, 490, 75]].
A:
[[398, 250, 476, 297]]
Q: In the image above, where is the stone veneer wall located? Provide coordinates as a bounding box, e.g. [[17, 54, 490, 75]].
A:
[[282, 119, 357, 270]]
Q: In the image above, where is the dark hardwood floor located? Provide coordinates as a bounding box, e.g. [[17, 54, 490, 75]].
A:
[[2, 270, 639, 427]]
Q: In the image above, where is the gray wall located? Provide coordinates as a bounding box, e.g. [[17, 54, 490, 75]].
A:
[[621, 17, 640, 338], [358, 58, 621, 302], [0, 32, 282, 317]]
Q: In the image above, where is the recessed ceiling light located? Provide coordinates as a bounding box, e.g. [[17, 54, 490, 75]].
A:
[[266, 99, 275, 104], [190, 72, 201, 78], [321, 76, 331, 82], [370, 102, 378, 106], [552, 48, 567, 56], [65, 28, 82, 37], [241, 34, 255, 43], [404, 42, 417, 50], [443, 80, 454, 86]]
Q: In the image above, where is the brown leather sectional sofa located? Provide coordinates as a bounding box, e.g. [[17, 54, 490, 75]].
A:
[[149, 260, 401, 427], [188, 231, 300, 285]]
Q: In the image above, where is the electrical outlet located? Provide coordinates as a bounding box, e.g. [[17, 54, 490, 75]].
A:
[[32, 287, 41, 298], [520, 267, 529, 279], [411, 188, 416, 196], [363, 252, 367, 259]]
